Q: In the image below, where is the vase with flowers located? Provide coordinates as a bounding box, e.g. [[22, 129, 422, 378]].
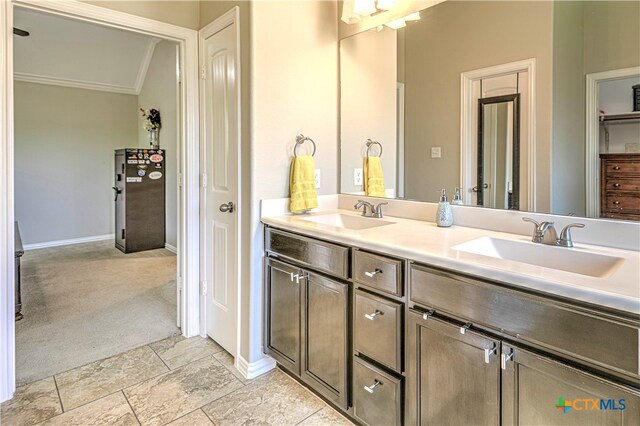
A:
[[140, 108, 161, 149]]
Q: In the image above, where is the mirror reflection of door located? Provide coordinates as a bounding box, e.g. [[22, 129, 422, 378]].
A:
[[477, 94, 520, 210]]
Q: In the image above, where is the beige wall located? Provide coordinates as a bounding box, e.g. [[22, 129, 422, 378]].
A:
[[138, 40, 180, 247], [83, 0, 200, 30], [340, 29, 397, 195], [249, 0, 338, 363], [14, 82, 138, 245], [402, 1, 552, 210]]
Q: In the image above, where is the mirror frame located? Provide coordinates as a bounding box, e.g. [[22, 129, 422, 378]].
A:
[[477, 93, 521, 210]]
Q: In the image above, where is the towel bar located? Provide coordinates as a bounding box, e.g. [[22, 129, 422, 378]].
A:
[[294, 134, 316, 157], [366, 139, 383, 157]]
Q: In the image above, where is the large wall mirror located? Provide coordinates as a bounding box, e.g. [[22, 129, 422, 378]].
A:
[[339, 0, 640, 220]]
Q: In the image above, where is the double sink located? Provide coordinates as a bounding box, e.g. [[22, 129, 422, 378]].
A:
[[298, 212, 624, 279]]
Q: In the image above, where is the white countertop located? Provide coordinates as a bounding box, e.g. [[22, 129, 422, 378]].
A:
[[262, 209, 640, 316]]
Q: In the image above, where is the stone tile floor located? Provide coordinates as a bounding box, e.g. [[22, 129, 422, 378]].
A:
[[1, 336, 353, 426]]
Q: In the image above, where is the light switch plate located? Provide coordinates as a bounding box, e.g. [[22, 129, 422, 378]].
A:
[[354, 168, 363, 186], [314, 169, 321, 189], [431, 147, 442, 158]]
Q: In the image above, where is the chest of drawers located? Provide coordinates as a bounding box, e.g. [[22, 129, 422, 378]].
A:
[[600, 153, 640, 221]]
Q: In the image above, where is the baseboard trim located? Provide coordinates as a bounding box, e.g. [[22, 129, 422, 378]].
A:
[[24, 234, 114, 250], [237, 355, 276, 380], [164, 243, 177, 253]]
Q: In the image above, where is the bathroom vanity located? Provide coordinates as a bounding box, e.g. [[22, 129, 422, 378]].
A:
[[262, 205, 640, 425]]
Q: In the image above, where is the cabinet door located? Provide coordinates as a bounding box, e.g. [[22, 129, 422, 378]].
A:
[[301, 271, 349, 409], [264, 258, 301, 375], [406, 309, 501, 426], [502, 344, 640, 426]]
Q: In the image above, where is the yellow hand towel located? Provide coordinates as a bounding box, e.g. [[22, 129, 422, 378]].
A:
[[289, 155, 318, 213], [364, 156, 386, 197]]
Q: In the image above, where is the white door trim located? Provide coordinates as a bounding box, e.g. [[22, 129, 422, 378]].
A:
[[199, 7, 243, 367], [461, 58, 536, 210], [585, 67, 640, 218], [0, 0, 200, 402]]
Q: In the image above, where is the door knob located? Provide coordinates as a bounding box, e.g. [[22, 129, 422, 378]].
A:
[[471, 183, 489, 192], [219, 201, 235, 213]]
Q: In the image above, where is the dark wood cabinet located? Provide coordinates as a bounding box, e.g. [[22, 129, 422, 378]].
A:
[[600, 154, 640, 221]]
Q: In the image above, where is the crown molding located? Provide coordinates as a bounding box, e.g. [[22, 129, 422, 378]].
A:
[[14, 72, 139, 95]]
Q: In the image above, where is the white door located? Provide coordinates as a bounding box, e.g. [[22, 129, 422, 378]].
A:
[[202, 23, 238, 355]]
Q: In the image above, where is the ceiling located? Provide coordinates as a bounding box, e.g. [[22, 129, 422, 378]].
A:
[[13, 7, 161, 95]]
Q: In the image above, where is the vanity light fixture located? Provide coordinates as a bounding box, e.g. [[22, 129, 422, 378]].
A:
[[385, 18, 407, 29], [376, 0, 397, 10]]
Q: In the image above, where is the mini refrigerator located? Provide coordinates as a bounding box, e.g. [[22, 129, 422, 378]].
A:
[[113, 148, 165, 253]]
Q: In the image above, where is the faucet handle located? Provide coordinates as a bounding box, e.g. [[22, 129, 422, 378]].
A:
[[522, 217, 540, 228], [559, 223, 585, 248], [373, 202, 388, 218], [522, 217, 541, 242]]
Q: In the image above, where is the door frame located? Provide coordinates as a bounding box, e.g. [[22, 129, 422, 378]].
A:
[[461, 58, 536, 210], [0, 0, 201, 402], [585, 66, 640, 218], [198, 6, 242, 363]]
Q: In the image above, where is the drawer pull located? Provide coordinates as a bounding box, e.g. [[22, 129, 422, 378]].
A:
[[364, 379, 383, 394], [459, 322, 472, 334], [613, 183, 621, 188], [484, 346, 497, 364], [613, 166, 621, 170], [501, 350, 514, 370], [422, 309, 435, 321], [292, 273, 308, 284], [364, 310, 384, 320], [613, 201, 621, 205], [364, 268, 383, 278]]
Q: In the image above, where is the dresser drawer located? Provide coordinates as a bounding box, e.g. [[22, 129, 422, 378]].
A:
[[604, 179, 640, 192], [353, 356, 402, 426], [604, 161, 640, 176], [410, 264, 640, 380], [605, 195, 640, 213], [354, 250, 403, 296], [354, 289, 402, 372], [265, 228, 349, 279]]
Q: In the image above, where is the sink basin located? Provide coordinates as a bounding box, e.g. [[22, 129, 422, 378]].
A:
[[299, 213, 394, 230], [452, 237, 624, 278]]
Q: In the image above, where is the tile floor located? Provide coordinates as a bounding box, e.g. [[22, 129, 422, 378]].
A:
[[1, 336, 353, 426]]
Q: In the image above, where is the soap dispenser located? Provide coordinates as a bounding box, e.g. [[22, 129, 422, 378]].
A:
[[436, 189, 453, 227], [452, 187, 464, 205]]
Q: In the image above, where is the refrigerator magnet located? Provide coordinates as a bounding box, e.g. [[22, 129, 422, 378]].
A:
[[149, 171, 162, 180], [126, 177, 142, 183], [137, 170, 146, 177], [150, 154, 163, 163]]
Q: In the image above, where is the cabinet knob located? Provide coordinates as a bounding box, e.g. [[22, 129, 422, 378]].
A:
[[364, 379, 382, 394], [613, 166, 621, 170], [613, 183, 621, 188], [364, 310, 384, 320], [613, 201, 621, 205], [364, 268, 383, 278]]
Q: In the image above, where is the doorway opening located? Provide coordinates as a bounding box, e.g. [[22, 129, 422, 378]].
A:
[[12, 6, 182, 385]]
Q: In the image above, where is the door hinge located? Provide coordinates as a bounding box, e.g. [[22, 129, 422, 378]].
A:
[[201, 173, 207, 188], [121, 229, 126, 240], [201, 65, 207, 80], [178, 173, 183, 188], [177, 277, 183, 292], [200, 280, 207, 295]]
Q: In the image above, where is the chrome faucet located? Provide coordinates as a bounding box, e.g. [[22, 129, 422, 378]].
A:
[[522, 218, 585, 247], [355, 200, 388, 218]]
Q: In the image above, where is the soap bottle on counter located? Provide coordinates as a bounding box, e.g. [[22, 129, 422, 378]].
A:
[[452, 187, 464, 205], [436, 188, 453, 227]]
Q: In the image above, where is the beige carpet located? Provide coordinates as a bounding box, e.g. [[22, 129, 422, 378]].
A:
[[16, 240, 180, 385]]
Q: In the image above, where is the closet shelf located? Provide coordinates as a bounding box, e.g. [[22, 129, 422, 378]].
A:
[[599, 112, 640, 123]]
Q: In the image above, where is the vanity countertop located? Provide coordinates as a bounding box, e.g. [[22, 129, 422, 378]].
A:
[[262, 209, 640, 316]]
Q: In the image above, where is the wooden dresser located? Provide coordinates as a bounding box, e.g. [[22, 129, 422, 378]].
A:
[[600, 153, 640, 221]]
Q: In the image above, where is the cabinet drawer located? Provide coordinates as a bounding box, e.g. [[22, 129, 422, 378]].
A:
[[605, 161, 640, 176], [354, 289, 402, 372], [353, 356, 402, 426], [410, 264, 640, 381], [604, 179, 640, 192], [605, 195, 640, 212], [265, 228, 349, 279], [354, 250, 403, 296]]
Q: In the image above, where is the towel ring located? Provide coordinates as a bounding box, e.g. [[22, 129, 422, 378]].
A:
[[366, 139, 383, 157], [294, 134, 316, 157]]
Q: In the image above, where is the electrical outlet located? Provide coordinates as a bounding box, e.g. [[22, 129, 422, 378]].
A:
[[314, 169, 321, 189], [431, 147, 442, 158], [354, 168, 363, 186]]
